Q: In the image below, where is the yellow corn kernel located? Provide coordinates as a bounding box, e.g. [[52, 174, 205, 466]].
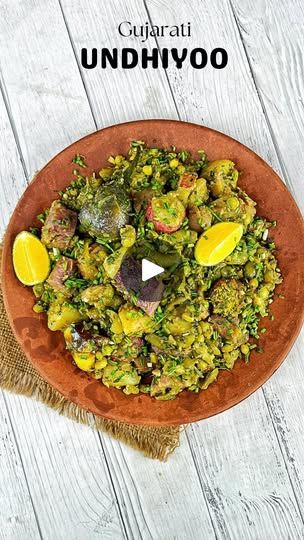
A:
[[183, 358, 196, 369], [33, 303, 44, 313], [169, 158, 179, 169], [241, 344, 250, 355], [143, 165, 153, 176], [222, 344, 234, 353], [227, 196, 239, 210], [177, 164, 185, 174], [95, 357, 108, 370]]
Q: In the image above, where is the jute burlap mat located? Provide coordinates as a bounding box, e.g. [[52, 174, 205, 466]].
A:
[[0, 287, 180, 460]]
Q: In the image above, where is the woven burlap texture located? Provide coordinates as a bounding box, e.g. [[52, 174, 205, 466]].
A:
[[0, 287, 180, 460]]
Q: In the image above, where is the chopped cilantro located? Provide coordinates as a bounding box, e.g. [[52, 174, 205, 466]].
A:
[[72, 154, 87, 168]]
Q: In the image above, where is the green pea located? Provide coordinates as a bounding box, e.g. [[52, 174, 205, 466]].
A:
[[184, 358, 196, 368], [222, 344, 234, 352], [33, 283, 44, 298], [254, 296, 264, 308], [221, 266, 232, 277], [259, 287, 269, 299], [33, 303, 44, 313], [244, 261, 256, 278], [114, 155, 124, 165], [99, 167, 113, 179], [227, 196, 239, 211], [241, 344, 250, 355], [177, 164, 185, 174], [264, 270, 274, 283]]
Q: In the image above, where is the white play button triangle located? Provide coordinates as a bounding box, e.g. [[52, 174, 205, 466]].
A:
[[142, 259, 164, 282]]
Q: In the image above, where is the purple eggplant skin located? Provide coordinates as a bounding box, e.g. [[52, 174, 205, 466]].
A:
[[115, 256, 142, 295], [79, 183, 131, 240], [41, 201, 77, 250], [66, 323, 107, 352], [115, 255, 164, 316], [137, 280, 165, 317]]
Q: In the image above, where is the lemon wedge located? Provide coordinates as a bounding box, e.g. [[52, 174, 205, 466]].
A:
[[12, 231, 50, 286], [194, 222, 243, 266]]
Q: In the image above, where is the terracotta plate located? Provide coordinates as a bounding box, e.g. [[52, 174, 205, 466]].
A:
[[2, 120, 304, 425]]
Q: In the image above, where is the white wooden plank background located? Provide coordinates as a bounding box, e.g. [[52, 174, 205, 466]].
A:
[[0, 0, 303, 538]]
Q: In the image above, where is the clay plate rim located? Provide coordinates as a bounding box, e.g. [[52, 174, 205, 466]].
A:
[[2, 119, 304, 426]]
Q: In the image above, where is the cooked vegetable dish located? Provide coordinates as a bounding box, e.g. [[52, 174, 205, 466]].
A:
[[21, 141, 282, 400]]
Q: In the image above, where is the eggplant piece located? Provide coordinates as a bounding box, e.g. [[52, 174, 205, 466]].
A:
[[41, 201, 77, 250], [188, 204, 212, 233], [133, 357, 152, 374], [77, 241, 107, 280], [115, 256, 142, 295], [47, 256, 77, 293], [140, 372, 153, 385], [115, 255, 164, 316], [112, 337, 144, 362], [137, 280, 165, 317], [64, 323, 107, 352], [132, 187, 155, 213], [79, 183, 130, 240]]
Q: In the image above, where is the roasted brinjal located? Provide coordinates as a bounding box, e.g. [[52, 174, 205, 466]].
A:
[[79, 182, 131, 240]]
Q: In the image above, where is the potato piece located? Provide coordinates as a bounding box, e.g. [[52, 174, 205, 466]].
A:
[[201, 160, 236, 197], [107, 310, 123, 334], [176, 186, 192, 206], [78, 240, 107, 280], [210, 196, 256, 229], [124, 385, 140, 395], [225, 240, 248, 265], [209, 315, 248, 348], [118, 305, 155, 336], [165, 319, 192, 335], [146, 193, 185, 233], [163, 229, 198, 246], [72, 352, 95, 371], [188, 178, 209, 206], [145, 334, 164, 349], [202, 160, 235, 180], [103, 246, 128, 279], [176, 334, 196, 349], [102, 362, 140, 388], [80, 284, 114, 306], [120, 225, 136, 247], [200, 368, 219, 390], [47, 301, 82, 331], [95, 356, 108, 370]]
